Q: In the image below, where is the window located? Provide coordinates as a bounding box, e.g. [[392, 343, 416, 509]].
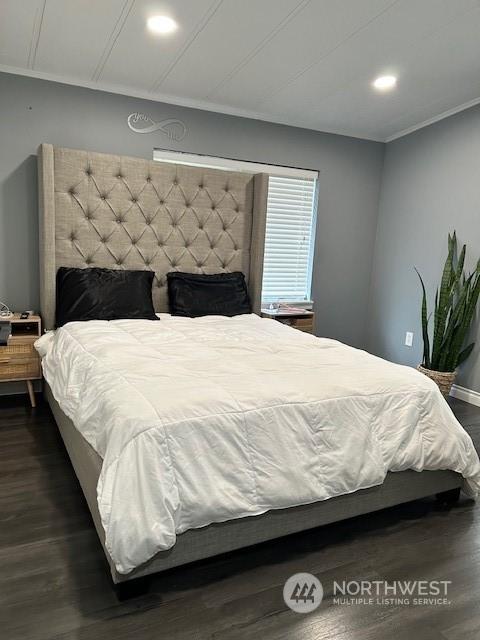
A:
[[262, 175, 317, 304], [153, 149, 318, 305]]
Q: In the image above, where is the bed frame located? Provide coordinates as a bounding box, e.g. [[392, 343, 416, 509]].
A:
[[38, 144, 461, 591]]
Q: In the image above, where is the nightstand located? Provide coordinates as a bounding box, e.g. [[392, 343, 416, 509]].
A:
[[0, 314, 42, 407], [261, 308, 315, 334]]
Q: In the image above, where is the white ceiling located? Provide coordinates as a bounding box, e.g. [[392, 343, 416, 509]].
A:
[[1, 0, 480, 142]]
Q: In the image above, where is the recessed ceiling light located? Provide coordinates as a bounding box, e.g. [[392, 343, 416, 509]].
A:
[[147, 15, 178, 35], [372, 75, 397, 91]]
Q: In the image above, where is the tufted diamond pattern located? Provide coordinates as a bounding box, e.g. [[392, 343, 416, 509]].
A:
[[53, 148, 255, 313]]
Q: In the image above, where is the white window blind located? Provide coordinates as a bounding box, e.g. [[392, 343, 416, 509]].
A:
[[261, 175, 317, 303]]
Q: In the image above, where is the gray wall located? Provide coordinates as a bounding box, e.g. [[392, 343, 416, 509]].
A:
[[367, 104, 480, 391], [0, 72, 384, 350]]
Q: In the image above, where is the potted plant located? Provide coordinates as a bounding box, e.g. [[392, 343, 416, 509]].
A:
[[416, 232, 480, 396]]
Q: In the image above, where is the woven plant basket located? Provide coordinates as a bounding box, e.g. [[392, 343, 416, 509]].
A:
[[417, 365, 457, 397]]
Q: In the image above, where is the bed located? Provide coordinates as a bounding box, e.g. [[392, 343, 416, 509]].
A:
[[37, 144, 480, 590]]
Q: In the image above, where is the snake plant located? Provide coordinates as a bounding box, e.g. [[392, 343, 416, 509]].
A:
[[415, 232, 480, 372]]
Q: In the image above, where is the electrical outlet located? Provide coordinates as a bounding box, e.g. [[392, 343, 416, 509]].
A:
[[405, 331, 414, 347]]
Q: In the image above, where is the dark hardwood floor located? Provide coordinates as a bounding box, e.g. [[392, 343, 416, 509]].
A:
[[2, 394, 480, 640]]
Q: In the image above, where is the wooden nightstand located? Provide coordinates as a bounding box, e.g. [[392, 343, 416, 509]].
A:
[[0, 314, 42, 407], [261, 308, 315, 334]]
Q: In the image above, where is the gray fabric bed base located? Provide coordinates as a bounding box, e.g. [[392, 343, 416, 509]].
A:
[[45, 384, 462, 585]]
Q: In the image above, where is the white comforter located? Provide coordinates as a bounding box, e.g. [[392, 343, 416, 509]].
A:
[[36, 314, 480, 574]]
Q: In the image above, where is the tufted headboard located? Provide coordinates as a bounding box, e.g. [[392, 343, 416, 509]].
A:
[[38, 144, 268, 330]]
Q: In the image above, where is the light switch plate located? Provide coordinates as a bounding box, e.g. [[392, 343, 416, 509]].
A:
[[405, 331, 414, 347]]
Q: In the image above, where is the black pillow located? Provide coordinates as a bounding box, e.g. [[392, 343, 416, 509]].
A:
[[167, 271, 252, 317], [56, 267, 158, 327]]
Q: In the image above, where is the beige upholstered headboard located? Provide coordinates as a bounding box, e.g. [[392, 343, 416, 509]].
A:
[[38, 144, 268, 330]]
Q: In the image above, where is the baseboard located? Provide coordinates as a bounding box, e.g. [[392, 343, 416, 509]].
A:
[[450, 384, 480, 407]]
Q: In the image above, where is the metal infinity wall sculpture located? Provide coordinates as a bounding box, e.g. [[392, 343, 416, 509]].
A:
[[127, 112, 187, 141]]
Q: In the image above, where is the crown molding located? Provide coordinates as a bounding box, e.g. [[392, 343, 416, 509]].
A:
[[6, 63, 477, 144], [385, 95, 480, 142]]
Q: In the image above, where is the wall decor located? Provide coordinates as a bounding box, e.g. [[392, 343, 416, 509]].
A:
[[127, 112, 187, 141]]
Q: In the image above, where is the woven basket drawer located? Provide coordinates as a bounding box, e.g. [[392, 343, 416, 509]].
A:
[[0, 358, 40, 381], [0, 342, 36, 359]]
